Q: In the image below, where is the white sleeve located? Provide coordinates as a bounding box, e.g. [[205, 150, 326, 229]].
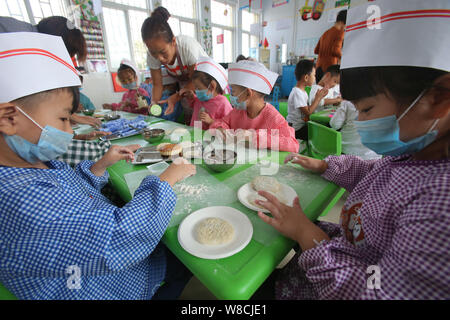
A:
[[330, 102, 348, 130], [147, 52, 162, 70], [177, 35, 207, 67], [293, 89, 308, 109]]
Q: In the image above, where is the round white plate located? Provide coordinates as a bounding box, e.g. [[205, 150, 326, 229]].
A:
[[237, 182, 298, 213], [177, 206, 253, 260]]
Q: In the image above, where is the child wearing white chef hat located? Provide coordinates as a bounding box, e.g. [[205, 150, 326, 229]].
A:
[[103, 58, 151, 115], [255, 0, 450, 300], [209, 60, 299, 153], [0, 32, 196, 299], [181, 56, 232, 130]]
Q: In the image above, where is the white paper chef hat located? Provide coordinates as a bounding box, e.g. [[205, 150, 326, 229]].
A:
[[228, 60, 279, 95], [161, 67, 177, 86], [341, 0, 450, 72], [119, 58, 140, 76], [195, 56, 228, 90], [0, 32, 81, 102]]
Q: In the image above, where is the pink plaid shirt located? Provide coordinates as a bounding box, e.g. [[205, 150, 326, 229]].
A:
[[276, 155, 450, 300]]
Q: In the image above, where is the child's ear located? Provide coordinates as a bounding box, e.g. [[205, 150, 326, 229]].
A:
[[210, 81, 217, 93], [429, 74, 450, 118], [0, 103, 19, 136]]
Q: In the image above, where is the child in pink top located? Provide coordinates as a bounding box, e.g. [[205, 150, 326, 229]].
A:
[[181, 57, 232, 130], [209, 60, 299, 153], [103, 60, 150, 115]]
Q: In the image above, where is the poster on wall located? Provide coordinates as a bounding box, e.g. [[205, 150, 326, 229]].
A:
[[272, 0, 289, 8], [300, 0, 327, 21]]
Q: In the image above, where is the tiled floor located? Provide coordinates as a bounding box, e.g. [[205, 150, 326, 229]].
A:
[[178, 193, 347, 300]]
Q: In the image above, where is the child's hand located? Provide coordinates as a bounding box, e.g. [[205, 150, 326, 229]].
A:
[[159, 159, 197, 186], [0, 103, 17, 119], [200, 112, 213, 125], [71, 114, 102, 129], [256, 193, 308, 243], [179, 88, 194, 100], [75, 131, 112, 141], [91, 144, 140, 176], [102, 103, 112, 110], [284, 153, 328, 174], [317, 87, 329, 99]]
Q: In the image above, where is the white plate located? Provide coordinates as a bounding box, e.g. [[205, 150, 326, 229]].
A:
[[237, 182, 298, 213], [177, 206, 253, 260]]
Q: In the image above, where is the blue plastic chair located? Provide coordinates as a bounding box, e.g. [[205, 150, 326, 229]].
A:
[[271, 86, 280, 111]]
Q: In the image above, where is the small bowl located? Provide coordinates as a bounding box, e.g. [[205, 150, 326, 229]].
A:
[[203, 149, 237, 173], [142, 128, 165, 143]]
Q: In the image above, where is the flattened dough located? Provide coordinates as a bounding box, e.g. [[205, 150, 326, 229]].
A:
[[251, 176, 281, 193], [195, 217, 234, 245]]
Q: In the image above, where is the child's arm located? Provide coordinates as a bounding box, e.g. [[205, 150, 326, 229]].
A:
[[300, 87, 329, 117], [323, 96, 342, 106], [329, 103, 347, 130], [284, 154, 378, 193]]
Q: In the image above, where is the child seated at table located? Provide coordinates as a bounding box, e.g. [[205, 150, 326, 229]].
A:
[[181, 56, 232, 130], [286, 59, 329, 141], [140, 70, 153, 98], [308, 64, 343, 112], [0, 32, 196, 300], [209, 60, 299, 153], [103, 59, 150, 115], [330, 100, 381, 160], [254, 0, 450, 300]]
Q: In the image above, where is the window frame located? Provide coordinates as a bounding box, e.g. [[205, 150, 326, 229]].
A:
[[210, 0, 236, 63], [160, 0, 199, 41], [100, 0, 152, 71], [240, 7, 261, 60]]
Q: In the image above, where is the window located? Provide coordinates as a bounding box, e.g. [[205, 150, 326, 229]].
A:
[[160, 0, 197, 40], [241, 9, 260, 60], [1, 0, 68, 24], [101, 1, 150, 70], [211, 0, 234, 63]]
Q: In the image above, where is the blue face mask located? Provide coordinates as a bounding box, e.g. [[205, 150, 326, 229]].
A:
[[3, 107, 74, 164], [122, 82, 138, 90], [230, 89, 247, 110], [195, 86, 213, 102], [354, 90, 439, 156]]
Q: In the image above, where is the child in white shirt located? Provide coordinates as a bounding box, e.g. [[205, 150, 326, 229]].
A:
[[330, 101, 382, 160], [308, 64, 342, 113]]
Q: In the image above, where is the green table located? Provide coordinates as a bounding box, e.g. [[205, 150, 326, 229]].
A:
[[309, 108, 336, 126], [105, 115, 342, 300]]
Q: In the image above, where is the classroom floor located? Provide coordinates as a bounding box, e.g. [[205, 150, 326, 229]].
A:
[[178, 192, 347, 300]]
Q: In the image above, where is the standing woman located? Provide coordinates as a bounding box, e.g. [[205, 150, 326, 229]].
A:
[[141, 7, 207, 124]]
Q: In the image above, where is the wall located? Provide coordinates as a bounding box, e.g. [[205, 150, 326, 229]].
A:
[[81, 72, 124, 110], [262, 0, 369, 74]]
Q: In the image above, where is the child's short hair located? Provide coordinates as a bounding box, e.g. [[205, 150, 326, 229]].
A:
[[326, 64, 340, 77], [12, 87, 80, 114], [295, 60, 315, 81], [341, 66, 446, 105], [192, 70, 224, 95], [336, 10, 347, 24]]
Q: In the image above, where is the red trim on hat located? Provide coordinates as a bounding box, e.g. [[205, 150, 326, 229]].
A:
[[0, 48, 78, 75], [195, 60, 228, 82], [346, 9, 450, 32], [228, 68, 273, 91]]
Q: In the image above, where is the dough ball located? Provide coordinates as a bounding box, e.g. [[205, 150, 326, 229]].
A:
[[251, 176, 281, 193], [195, 217, 234, 245]]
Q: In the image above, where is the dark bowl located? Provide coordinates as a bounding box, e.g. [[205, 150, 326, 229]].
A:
[[82, 110, 95, 116], [142, 128, 166, 143], [203, 149, 237, 173]]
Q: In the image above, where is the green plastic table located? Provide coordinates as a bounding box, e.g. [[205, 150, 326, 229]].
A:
[[101, 113, 343, 300], [309, 108, 336, 126]]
